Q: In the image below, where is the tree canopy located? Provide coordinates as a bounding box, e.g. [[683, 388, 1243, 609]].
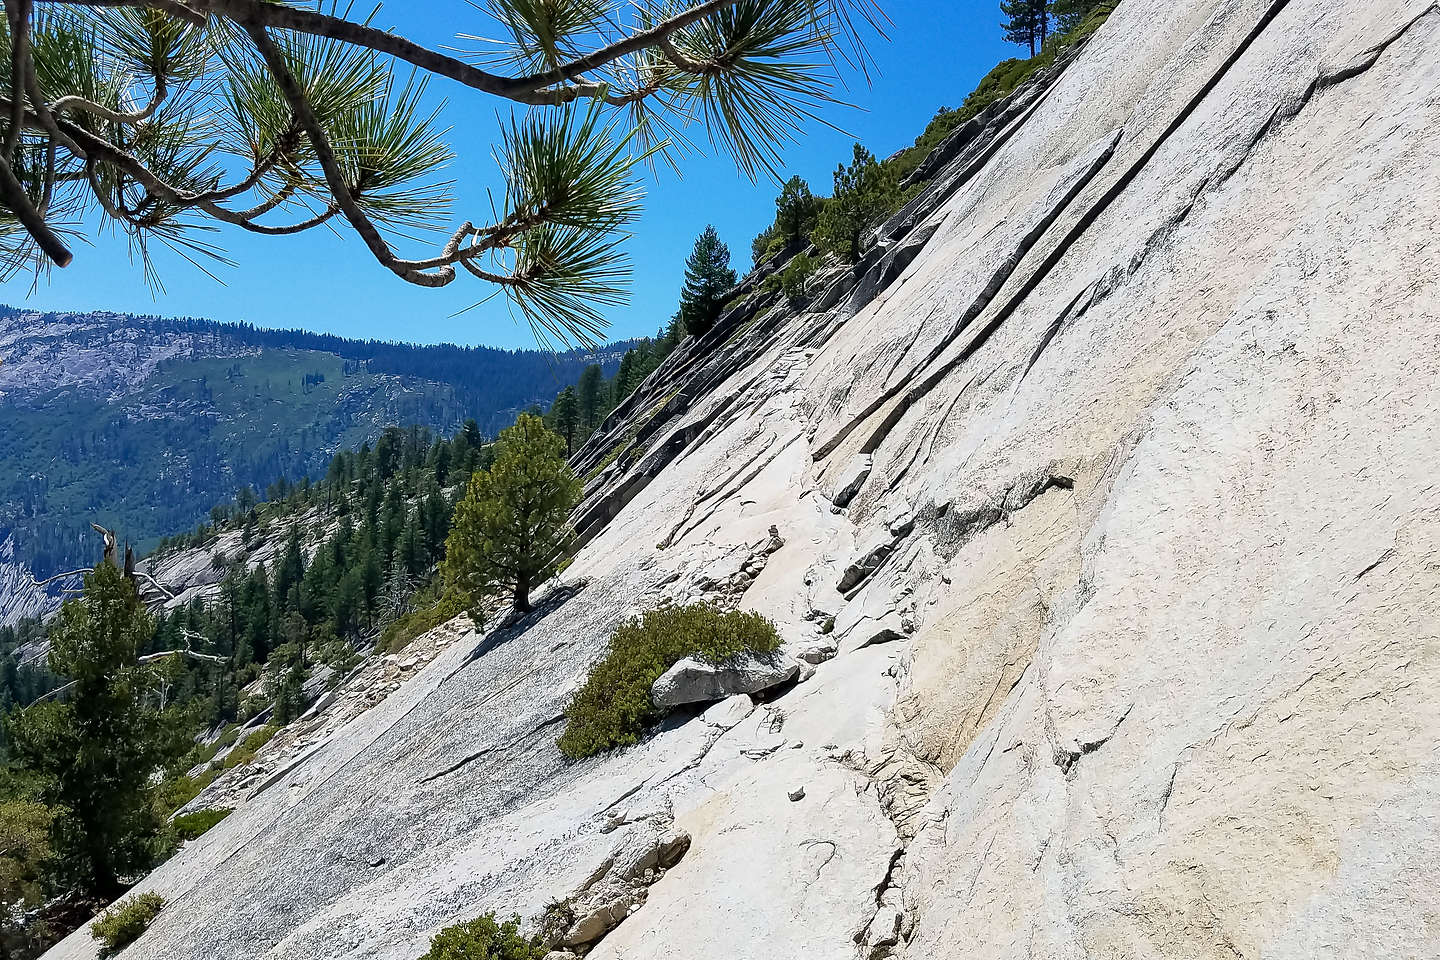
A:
[[7, 563, 188, 899], [677, 224, 737, 335], [0, 0, 883, 344], [811, 143, 900, 262], [1000, 0, 1050, 56], [775, 175, 820, 247], [442, 414, 581, 616]]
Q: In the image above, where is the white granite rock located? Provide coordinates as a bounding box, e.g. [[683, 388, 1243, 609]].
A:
[[651, 655, 799, 709], [40, 2, 1440, 959]]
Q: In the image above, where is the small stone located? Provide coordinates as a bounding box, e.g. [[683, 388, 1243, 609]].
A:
[[702, 694, 755, 730], [788, 787, 806, 802], [865, 906, 903, 949]]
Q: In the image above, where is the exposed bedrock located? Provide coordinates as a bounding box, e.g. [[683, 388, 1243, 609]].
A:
[[43, 0, 1440, 958]]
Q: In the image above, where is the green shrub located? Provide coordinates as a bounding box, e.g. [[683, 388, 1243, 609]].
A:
[[761, 252, 817, 303], [221, 725, 278, 770], [811, 144, 909, 262], [157, 767, 219, 813], [751, 224, 789, 267], [90, 892, 166, 954], [171, 808, 231, 842], [778, 252, 817, 303], [419, 913, 546, 960], [196, 726, 240, 766], [558, 602, 781, 759]]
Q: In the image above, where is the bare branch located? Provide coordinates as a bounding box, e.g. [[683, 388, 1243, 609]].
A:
[[30, 567, 90, 588], [51, 75, 168, 125], [139, 648, 227, 664], [130, 570, 177, 600]]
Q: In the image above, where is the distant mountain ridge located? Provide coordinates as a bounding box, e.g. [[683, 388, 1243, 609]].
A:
[[0, 306, 634, 626]]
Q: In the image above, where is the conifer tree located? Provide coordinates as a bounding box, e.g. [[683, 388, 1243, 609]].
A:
[[615, 351, 639, 405], [811, 144, 903, 262], [775, 176, 821, 247], [1001, 0, 1050, 56], [1049, 0, 1099, 33], [442, 415, 582, 617], [7, 564, 187, 899], [577, 365, 605, 431], [678, 226, 738, 336], [551, 386, 581, 455]]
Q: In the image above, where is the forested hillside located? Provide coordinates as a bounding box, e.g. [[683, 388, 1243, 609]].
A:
[[0, 308, 632, 625]]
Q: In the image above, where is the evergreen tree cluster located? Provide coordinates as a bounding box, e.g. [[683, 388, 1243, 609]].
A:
[[748, 144, 917, 269], [0, 309, 638, 589], [1002, 0, 1101, 57], [0, 420, 501, 941], [146, 422, 488, 730], [540, 328, 686, 456]]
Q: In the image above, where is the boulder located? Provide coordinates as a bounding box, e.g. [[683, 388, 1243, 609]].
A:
[[651, 654, 799, 708]]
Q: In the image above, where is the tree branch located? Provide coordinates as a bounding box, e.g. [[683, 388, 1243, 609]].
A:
[[139, 648, 227, 664], [37, 0, 205, 26], [538, 0, 734, 87], [30, 567, 89, 588], [4, 0, 32, 161], [244, 21, 456, 286], [0, 151, 72, 264]]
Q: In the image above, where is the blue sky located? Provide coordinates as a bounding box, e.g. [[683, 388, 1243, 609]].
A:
[[1, 1, 1015, 349]]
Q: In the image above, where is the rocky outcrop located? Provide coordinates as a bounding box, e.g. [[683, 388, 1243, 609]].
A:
[[0, 535, 54, 629], [650, 655, 798, 709], [42, 1, 1440, 958]]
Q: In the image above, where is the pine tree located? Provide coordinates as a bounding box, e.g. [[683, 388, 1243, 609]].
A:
[[7, 564, 187, 898], [1001, 0, 1049, 56], [1049, 0, 1098, 33], [577, 364, 604, 431], [811, 144, 903, 262], [677, 226, 738, 336], [775, 176, 820, 247], [270, 612, 308, 725], [614, 351, 639, 405], [551, 386, 581, 455], [442, 415, 582, 617], [274, 528, 305, 611]]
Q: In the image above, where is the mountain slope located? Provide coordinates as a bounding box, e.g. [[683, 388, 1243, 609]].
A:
[[0, 308, 630, 625], [43, 0, 1440, 958]]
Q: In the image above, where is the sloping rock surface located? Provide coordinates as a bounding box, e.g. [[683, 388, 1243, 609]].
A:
[[44, 0, 1440, 958]]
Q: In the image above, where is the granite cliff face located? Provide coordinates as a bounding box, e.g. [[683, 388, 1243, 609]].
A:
[[44, 0, 1440, 957]]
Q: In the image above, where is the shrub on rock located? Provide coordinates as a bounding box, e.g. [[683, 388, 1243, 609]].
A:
[[171, 808, 231, 842], [558, 603, 781, 759], [90, 892, 166, 954], [419, 912, 546, 960]]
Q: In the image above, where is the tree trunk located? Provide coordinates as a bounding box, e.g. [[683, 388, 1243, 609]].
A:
[[513, 574, 532, 613]]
